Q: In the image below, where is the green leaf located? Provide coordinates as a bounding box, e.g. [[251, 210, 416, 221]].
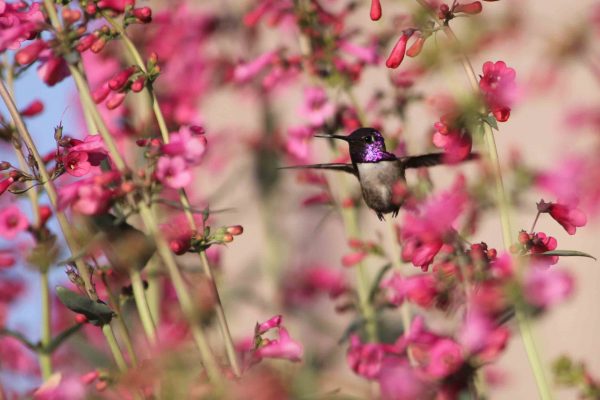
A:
[[56, 287, 114, 326], [368, 263, 392, 303], [481, 114, 499, 131], [539, 250, 597, 261]]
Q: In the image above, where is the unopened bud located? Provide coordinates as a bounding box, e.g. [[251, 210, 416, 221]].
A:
[[120, 181, 135, 194], [20, 100, 44, 117], [15, 40, 47, 65], [130, 76, 146, 92], [76, 34, 97, 53], [90, 37, 106, 53], [226, 225, 243, 236], [105, 92, 127, 110], [85, 3, 97, 14], [518, 231, 530, 244], [108, 66, 137, 91], [454, 1, 482, 14], [341, 251, 366, 267], [222, 233, 234, 243], [75, 314, 88, 324], [369, 0, 382, 21], [92, 82, 111, 104], [80, 371, 99, 385], [38, 205, 52, 226], [406, 36, 426, 57], [132, 7, 152, 23], [62, 7, 82, 24], [487, 248, 497, 259], [170, 239, 190, 255]]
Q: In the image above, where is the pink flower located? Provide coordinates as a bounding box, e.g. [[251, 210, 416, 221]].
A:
[[479, 61, 517, 122], [161, 126, 207, 164], [0, 177, 15, 195], [382, 272, 438, 308], [386, 31, 414, 69], [0, 205, 28, 239], [0, 249, 16, 269], [156, 156, 193, 189], [299, 87, 335, 127], [233, 51, 277, 83], [339, 40, 379, 64], [524, 267, 574, 308], [378, 359, 429, 400], [33, 373, 87, 400], [37, 50, 70, 86], [57, 172, 118, 215], [64, 151, 91, 177], [255, 327, 303, 362], [0, 337, 38, 374], [432, 115, 473, 163], [538, 200, 587, 235], [285, 125, 314, 163], [459, 310, 510, 362], [256, 315, 282, 335], [0, 2, 44, 52], [526, 232, 559, 267], [347, 335, 385, 379], [401, 177, 467, 269], [425, 338, 463, 378]]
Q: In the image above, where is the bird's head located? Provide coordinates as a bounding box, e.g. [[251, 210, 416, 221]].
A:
[[316, 128, 391, 163]]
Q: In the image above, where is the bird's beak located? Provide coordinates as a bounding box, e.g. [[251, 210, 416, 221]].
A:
[[314, 134, 349, 141]]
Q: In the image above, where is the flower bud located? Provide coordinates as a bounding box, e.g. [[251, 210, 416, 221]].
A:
[[38, 205, 52, 226], [90, 37, 106, 53], [92, 82, 111, 104], [132, 7, 152, 23], [80, 371, 100, 385], [108, 66, 137, 91], [226, 225, 243, 236], [130, 76, 146, 92], [518, 230, 530, 244], [454, 1, 482, 14], [62, 7, 82, 24], [76, 34, 97, 52], [20, 100, 44, 117], [15, 40, 47, 65], [222, 233, 234, 243], [75, 314, 88, 324], [341, 251, 366, 267], [406, 36, 426, 57], [370, 0, 382, 21], [170, 238, 190, 255], [105, 92, 127, 110], [385, 31, 413, 69], [85, 3, 97, 14], [0, 177, 14, 195]]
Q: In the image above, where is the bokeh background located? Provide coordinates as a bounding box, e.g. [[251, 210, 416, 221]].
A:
[[2, 0, 600, 398]]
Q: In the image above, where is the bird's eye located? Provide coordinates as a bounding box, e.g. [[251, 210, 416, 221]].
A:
[[364, 135, 374, 143]]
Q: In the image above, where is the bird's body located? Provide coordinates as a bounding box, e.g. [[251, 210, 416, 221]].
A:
[[280, 127, 475, 220]]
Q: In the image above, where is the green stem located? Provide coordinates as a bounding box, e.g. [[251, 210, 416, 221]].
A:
[[138, 204, 223, 386], [39, 272, 52, 380], [435, 18, 552, 400], [104, 13, 241, 376], [101, 324, 128, 372], [130, 269, 157, 344]]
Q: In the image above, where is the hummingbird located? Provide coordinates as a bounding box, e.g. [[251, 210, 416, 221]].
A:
[[281, 127, 476, 221]]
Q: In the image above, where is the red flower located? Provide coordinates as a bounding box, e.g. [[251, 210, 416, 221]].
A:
[[479, 61, 517, 122], [538, 200, 587, 235], [386, 31, 414, 69]]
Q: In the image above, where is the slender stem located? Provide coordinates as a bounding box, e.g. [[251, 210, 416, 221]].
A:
[[39, 272, 53, 380], [428, 16, 552, 400], [130, 269, 157, 344], [138, 204, 223, 386], [530, 211, 541, 234], [0, 78, 129, 370], [200, 251, 241, 376], [101, 324, 128, 372], [103, 13, 241, 376]]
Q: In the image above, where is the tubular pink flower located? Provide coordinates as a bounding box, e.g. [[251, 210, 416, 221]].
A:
[[255, 315, 283, 335], [0, 205, 28, 239], [524, 267, 574, 308], [386, 31, 413, 69], [14, 39, 47, 65], [255, 327, 303, 362], [370, 0, 382, 21], [156, 156, 192, 189]]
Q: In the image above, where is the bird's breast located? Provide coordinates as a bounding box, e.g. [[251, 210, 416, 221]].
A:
[[356, 161, 404, 213]]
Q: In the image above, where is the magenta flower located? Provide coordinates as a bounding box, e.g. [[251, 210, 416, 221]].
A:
[[524, 267, 574, 308], [0, 2, 44, 52], [386, 31, 414, 69], [298, 87, 335, 127], [347, 335, 385, 379], [64, 151, 91, 177], [233, 51, 277, 83], [459, 310, 510, 362], [378, 359, 428, 400], [424, 338, 464, 378], [156, 156, 193, 189], [0, 249, 16, 269], [255, 315, 282, 335], [479, 61, 517, 122], [527, 232, 559, 267], [33, 373, 87, 400], [382, 272, 438, 308], [58, 172, 118, 215], [161, 126, 207, 164], [538, 200, 587, 235], [0, 205, 28, 239], [433, 116, 473, 163], [255, 327, 303, 362], [37, 50, 70, 86], [285, 125, 314, 163]]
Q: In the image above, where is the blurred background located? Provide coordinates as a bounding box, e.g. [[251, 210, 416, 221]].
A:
[[1, 0, 600, 398]]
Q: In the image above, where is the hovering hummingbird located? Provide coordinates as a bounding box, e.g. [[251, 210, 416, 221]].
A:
[[281, 127, 476, 221]]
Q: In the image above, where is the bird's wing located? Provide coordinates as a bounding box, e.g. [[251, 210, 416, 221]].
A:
[[401, 153, 479, 169], [279, 163, 357, 176]]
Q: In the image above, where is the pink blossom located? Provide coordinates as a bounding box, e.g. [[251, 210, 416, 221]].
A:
[[0, 205, 29, 239], [233, 51, 277, 83], [527, 232, 559, 267], [0, 2, 44, 52], [33, 373, 87, 400], [299, 87, 335, 127], [425, 338, 463, 378], [433, 116, 473, 163], [0, 337, 38, 374], [386, 31, 413, 69], [256, 315, 282, 335], [156, 156, 193, 189], [382, 272, 438, 308], [479, 61, 517, 122], [459, 310, 510, 362], [58, 173, 118, 215], [37, 50, 70, 86], [285, 125, 314, 163], [401, 177, 467, 269], [378, 359, 429, 400], [255, 327, 303, 362], [524, 267, 574, 308], [339, 40, 379, 64], [347, 335, 385, 379], [161, 126, 207, 164], [64, 151, 91, 177], [538, 200, 587, 235]]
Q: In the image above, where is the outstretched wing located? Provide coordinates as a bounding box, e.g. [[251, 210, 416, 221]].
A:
[[279, 163, 357, 176], [402, 153, 479, 169]]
